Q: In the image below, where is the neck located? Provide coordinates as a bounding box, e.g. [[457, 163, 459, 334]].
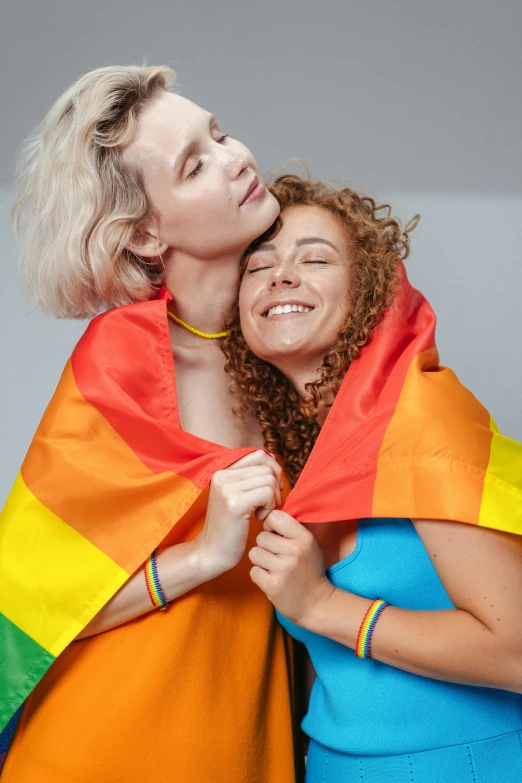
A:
[[276, 358, 333, 426], [163, 248, 241, 335], [277, 358, 321, 399]]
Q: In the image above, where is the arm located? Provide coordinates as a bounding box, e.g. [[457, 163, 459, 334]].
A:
[[249, 511, 522, 693], [77, 450, 282, 638]]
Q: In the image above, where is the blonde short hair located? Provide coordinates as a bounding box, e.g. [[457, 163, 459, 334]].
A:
[[12, 65, 176, 318]]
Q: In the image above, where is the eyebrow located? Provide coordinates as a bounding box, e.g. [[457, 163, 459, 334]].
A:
[[296, 236, 339, 252], [253, 236, 340, 253], [173, 140, 198, 177], [173, 114, 218, 177]]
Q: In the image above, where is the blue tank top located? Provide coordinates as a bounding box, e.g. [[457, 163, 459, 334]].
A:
[[277, 518, 522, 755]]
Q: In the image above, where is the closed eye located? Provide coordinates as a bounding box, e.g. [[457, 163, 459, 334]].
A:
[[188, 134, 229, 179], [188, 160, 203, 179], [303, 259, 328, 264], [247, 265, 272, 274]]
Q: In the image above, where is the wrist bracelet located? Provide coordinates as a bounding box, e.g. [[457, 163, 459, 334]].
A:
[[144, 549, 169, 611], [355, 598, 389, 659]]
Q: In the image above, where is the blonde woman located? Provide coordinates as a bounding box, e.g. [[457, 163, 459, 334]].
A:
[[0, 67, 298, 783]]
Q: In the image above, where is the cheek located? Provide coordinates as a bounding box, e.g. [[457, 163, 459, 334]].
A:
[[238, 314, 263, 358], [165, 191, 231, 239], [239, 285, 278, 358], [326, 277, 350, 319], [314, 280, 350, 345], [184, 189, 223, 221]]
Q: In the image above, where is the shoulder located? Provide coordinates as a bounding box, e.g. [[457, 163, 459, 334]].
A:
[[74, 296, 168, 357]]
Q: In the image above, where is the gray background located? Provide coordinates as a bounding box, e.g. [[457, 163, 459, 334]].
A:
[[1, 0, 521, 503]]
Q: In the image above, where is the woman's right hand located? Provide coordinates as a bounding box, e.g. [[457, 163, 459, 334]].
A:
[[194, 450, 283, 579], [77, 450, 283, 639]]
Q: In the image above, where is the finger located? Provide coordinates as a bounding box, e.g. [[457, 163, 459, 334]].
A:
[[256, 530, 292, 555], [228, 450, 274, 470], [236, 485, 279, 521], [248, 546, 280, 572], [267, 453, 285, 491], [249, 565, 271, 594], [258, 452, 283, 491], [252, 486, 281, 521], [213, 467, 281, 506], [234, 473, 281, 503], [214, 465, 275, 485], [264, 509, 304, 538], [237, 476, 281, 519], [229, 450, 283, 489]]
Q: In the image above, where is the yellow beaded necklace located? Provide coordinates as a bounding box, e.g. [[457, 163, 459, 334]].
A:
[[166, 309, 228, 340]]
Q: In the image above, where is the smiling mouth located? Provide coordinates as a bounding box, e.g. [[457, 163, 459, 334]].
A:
[[263, 304, 315, 318]]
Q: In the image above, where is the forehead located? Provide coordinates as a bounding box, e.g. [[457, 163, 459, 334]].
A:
[[267, 205, 348, 251], [123, 92, 209, 166]]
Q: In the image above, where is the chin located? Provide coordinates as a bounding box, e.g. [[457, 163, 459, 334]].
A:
[[265, 190, 281, 218], [256, 342, 306, 367], [239, 192, 280, 249], [255, 191, 280, 232]]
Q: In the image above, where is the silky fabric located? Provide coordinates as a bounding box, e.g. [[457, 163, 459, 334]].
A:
[[283, 265, 522, 533], [3, 264, 522, 740], [0, 286, 298, 778], [0, 287, 267, 735]]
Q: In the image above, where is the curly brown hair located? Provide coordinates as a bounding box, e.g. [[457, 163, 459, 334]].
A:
[[223, 174, 418, 485]]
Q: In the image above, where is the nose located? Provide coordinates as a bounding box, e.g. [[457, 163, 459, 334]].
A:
[[268, 264, 301, 290], [220, 142, 253, 180]]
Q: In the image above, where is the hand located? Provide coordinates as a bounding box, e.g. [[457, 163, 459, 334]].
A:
[[195, 450, 283, 578], [248, 509, 335, 627]]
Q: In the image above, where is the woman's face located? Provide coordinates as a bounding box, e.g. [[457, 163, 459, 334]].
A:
[[239, 205, 352, 375], [123, 92, 279, 260]]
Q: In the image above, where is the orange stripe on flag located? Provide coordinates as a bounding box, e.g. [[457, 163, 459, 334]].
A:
[[373, 349, 493, 523], [21, 361, 201, 572]]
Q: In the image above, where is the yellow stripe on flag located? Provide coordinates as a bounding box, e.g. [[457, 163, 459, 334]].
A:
[[0, 473, 129, 656], [478, 417, 522, 535]]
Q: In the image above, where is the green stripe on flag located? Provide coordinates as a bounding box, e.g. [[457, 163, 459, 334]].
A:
[[0, 612, 55, 731]]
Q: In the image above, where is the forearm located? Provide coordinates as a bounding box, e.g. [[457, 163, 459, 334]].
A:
[[305, 587, 522, 693], [76, 539, 218, 639], [77, 451, 282, 640]]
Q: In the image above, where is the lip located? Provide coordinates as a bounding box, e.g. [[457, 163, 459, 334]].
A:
[[260, 300, 316, 317], [240, 176, 265, 206]]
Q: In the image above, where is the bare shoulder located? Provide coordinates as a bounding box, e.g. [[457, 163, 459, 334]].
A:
[[413, 518, 522, 617], [413, 517, 522, 560]]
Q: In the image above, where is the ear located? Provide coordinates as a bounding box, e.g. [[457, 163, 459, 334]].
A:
[[126, 218, 169, 259]]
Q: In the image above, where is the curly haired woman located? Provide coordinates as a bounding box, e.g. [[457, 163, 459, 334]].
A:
[[223, 174, 522, 783]]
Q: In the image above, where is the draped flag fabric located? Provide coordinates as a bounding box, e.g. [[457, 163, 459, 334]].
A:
[[283, 264, 522, 532], [0, 287, 259, 741], [1, 264, 521, 755]]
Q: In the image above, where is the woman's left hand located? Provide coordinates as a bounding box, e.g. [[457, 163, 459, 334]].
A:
[[248, 509, 335, 625]]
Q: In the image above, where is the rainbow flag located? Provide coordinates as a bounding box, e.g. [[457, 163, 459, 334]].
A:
[[1, 266, 521, 758], [0, 287, 258, 740], [283, 264, 522, 531]]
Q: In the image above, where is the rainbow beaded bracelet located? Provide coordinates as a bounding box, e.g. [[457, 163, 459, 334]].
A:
[[144, 549, 169, 611], [355, 598, 389, 659]]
